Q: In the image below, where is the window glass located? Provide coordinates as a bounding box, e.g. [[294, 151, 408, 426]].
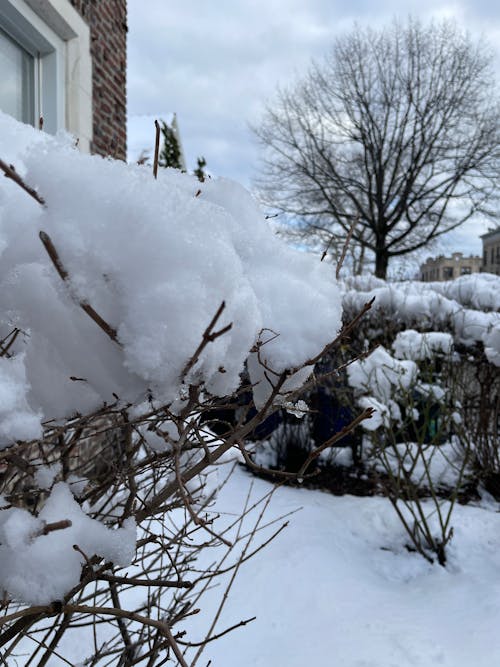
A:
[[443, 267, 453, 279], [0, 28, 34, 124]]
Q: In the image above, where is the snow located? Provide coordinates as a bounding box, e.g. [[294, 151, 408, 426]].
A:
[[347, 347, 418, 428], [43, 461, 500, 666], [0, 354, 42, 442], [0, 483, 136, 605], [281, 398, 308, 417], [348, 347, 418, 403], [429, 273, 500, 312], [484, 324, 500, 366], [372, 439, 466, 490], [342, 273, 500, 433], [168, 466, 500, 667], [0, 112, 342, 444], [393, 330, 454, 361], [343, 278, 500, 354], [34, 462, 62, 489], [358, 395, 390, 429]]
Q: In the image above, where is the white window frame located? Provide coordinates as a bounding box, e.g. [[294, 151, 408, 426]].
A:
[[0, 0, 92, 152]]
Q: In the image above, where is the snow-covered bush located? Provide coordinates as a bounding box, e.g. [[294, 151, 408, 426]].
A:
[[0, 113, 344, 664], [342, 275, 500, 564]]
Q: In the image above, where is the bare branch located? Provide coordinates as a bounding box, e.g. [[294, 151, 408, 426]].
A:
[[0, 159, 45, 206], [153, 120, 161, 179], [181, 301, 232, 380], [39, 231, 120, 345], [336, 215, 359, 279]]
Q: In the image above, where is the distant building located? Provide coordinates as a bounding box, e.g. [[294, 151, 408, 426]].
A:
[[481, 227, 500, 276], [420, 252, 482, 282], [0, 0, 127, 159]]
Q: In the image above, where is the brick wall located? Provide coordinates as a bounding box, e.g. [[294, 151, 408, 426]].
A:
[[70, 0, 127, 160]]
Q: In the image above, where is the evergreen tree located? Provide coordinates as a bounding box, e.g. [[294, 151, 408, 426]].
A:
[[158, 117, 208, 180], [158, 120, 182, 169], [194, 156, 207, 182]]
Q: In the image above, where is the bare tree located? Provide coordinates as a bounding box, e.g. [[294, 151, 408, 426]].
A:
[[253, 18, 500, 278]]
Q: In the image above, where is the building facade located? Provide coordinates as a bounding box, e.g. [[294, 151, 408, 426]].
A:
[[420, 252, 482, 282], [0, 0, 126, 159], [481, 228, 500, 276]]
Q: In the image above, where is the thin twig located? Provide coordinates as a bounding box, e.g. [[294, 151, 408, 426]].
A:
[[0, 159, 45, 205], [178, 616, 256, 647], [108, 582, 133, 658], [0, 606, 51, 628], [39, 231, 120, 345], [190, 487, 278, 666], [97, 573, 192, 589], [181, 301, 232, 380], [0, 328, 20, 358], [320, 234, 335, 262], [153, 120, 161, 179], [237, 441, 315, 480], [63, 605, 189, 667], [173, 443, 232, 547], [336, 215, 359, 279], [36, 520, 72, 537], [297, 407, 375, 477]]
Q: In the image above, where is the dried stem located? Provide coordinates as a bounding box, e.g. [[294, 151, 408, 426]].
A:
[[36, 520, 72, 537], [336, 215, 359, 279], [0, 159, 45, 205], [320, 234, 335, 262], [0, 328, 20, 358], [39, 230, 120, 345], [181, 301, 233, 380], [297, 407, 374, 477], [153, 120, 161, 179], [63, 604, 189, 667], [97, 573, 192, 589]]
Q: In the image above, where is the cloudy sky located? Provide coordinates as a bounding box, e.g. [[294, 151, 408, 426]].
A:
[[127, 0, 500, 257]]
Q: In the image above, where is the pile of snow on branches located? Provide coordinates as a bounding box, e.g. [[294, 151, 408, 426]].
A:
[[343, 273, 500, 430], [0, 111, 342, 443]]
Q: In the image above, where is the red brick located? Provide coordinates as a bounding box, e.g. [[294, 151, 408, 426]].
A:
[[72, 0, 127, 160]]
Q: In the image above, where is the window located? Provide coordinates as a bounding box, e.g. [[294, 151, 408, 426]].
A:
[[0, 28, 34, 123], [443, 267, 454, 279], [460, 266, 471, 275], [0, 1, 91, 151]]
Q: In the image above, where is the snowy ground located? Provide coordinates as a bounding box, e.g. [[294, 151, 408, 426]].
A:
[[15, 461, 500, 666], [179, 464, 500, 667]]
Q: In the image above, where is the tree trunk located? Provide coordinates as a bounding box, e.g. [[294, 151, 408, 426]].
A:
[[375, 250, 389, 279]]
